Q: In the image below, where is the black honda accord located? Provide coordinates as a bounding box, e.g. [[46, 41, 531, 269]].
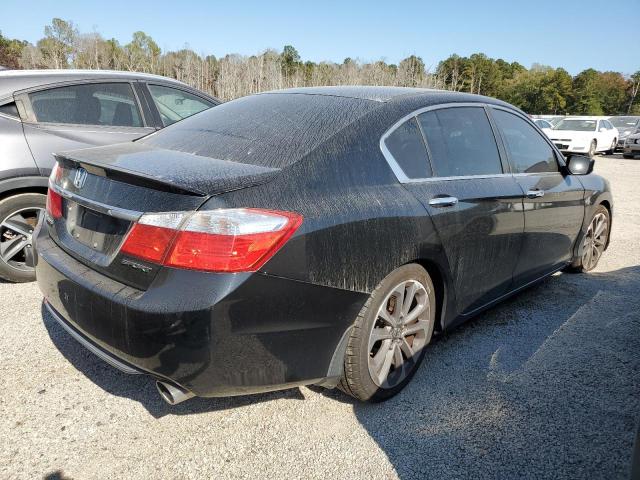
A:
[[34, 86, 612, 404]]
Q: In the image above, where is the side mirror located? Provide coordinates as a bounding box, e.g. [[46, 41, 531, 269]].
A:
[[565, 154, 594, 175], [599, 127, 607, 132]]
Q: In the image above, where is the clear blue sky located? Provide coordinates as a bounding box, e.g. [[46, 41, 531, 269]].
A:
[[2, 0, 639, 75]]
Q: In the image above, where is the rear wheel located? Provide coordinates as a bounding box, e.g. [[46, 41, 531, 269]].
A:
[[339, 264, 436, 402], [605, 138, 617, 155], [623, 154, 634, 159], [567, 205, 610, 273], [588, 140, 597, 158], [0, 193, 46, 283]]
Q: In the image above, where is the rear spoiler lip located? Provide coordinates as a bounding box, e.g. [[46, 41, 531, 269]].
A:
[[53, 153, 208, 197]]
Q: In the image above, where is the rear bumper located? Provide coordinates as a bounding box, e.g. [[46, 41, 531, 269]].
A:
[[44, 301, 142, 375], [35, 228, 366, 398]]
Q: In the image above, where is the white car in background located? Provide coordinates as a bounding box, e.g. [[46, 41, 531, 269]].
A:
[[532, 118, 554, 135], [548, 117, 619, 157]]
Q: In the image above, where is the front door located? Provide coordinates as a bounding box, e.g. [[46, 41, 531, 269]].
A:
[[490, 107, 585, 285]]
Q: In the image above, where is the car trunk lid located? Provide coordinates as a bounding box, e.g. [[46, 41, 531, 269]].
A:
[[46, 143, 280, 289]]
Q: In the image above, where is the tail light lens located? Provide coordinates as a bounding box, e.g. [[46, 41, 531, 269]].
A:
[[46, 189, 63, 219], [120, 208, 303, 273]]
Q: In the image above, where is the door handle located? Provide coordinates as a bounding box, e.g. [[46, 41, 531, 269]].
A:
[[428, 196, 459, 207], [526, 189, 545, 199]]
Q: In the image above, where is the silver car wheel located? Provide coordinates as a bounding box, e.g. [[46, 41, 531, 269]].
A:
[[367, 279, 431, 389], [0, 207, 42, 272], [581, 212, 608, 271]]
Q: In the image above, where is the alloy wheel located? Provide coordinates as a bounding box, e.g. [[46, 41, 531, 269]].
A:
[[0, 207, 43, 273], [367, 279, 431, 388], [581, 212, 608, 271]]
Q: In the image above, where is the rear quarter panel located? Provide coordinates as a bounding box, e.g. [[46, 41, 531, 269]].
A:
[[203, 111, 457, 327], [0, 115, 40, 183]]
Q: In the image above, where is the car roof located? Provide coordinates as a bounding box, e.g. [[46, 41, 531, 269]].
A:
[[0, 69, 192, 99], [261, 85, 514, 108], [258, 86, 524, 114]]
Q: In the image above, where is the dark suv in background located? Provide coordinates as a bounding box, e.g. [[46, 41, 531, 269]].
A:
[[0, 70, 219, 282]]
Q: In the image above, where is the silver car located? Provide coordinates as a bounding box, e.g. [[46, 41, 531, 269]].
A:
[[0, 69, 219, 282], [623, 132, 640, 158], [609, 116, 640, 151]]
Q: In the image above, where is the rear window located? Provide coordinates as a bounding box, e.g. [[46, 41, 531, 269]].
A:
[[383, 117, 431, 179], [140, 93, 379, 168]]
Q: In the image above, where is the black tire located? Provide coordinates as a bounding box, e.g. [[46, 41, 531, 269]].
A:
[[0, 193, 46, 283], [623, 154, 634, 159], [588, 140, 597, 158], [338, 264, 436, 402], [566, 204, 610, 273], [605, 138, 616, 155]]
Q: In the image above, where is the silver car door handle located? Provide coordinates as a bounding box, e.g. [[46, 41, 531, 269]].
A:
[[526, 189, 545, 199], [428, 196, 459, 207]]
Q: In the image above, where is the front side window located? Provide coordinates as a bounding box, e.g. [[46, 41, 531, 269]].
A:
[[148, 85, 214, 127], [384, 117, 432, 179], [29, 83, 142, 127], [418, 107, 503, 177], [492, 109, 558, 174]]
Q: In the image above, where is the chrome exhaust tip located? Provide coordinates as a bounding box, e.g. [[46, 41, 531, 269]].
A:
[[156, 381, 195, 405]]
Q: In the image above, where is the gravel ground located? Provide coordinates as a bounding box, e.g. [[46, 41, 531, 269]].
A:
[[1, 154, 639, 480]]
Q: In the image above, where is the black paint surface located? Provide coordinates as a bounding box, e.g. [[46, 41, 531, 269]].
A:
[[35, 87, 613, 397]]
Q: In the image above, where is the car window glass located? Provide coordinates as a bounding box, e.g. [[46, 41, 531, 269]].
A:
[[0, 102, 19, 118], [418, 107, 502, 177], [148, 85, 213, 127], [384, 117, 432, 179], [492, 109, 558, 173], [29, 83, 142, 127]]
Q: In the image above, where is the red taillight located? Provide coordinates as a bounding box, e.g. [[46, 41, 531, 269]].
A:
[[120, 208, 303, 273], [120, 224, 178, 263], [46, 189, 63, 219]]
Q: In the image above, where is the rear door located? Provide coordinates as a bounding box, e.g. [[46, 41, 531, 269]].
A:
[[387, 105, 525, 315], [489, 107, 584, 284], [17, 81, 155, 174]]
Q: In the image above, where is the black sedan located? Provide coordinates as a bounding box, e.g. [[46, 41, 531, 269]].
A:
[[34, 87, 612, 404]]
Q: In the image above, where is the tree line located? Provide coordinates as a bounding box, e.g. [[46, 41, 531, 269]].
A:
[[1, 18, 639, 115]]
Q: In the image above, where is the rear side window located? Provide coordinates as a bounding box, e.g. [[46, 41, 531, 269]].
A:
[[148, 85, 214, 127], [0, 102, 19, 118], [418, 107, 503, 177], [492, 109, 558, 174], [29, 83, 142, 127], [384, 117, 432, 179]]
